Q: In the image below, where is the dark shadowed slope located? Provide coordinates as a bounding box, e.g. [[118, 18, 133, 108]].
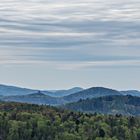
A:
[[62, 95, 140, 115]]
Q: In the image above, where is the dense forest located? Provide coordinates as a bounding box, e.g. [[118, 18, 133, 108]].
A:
[[0, 102, 140, 140], [62, 95, 140, 115]]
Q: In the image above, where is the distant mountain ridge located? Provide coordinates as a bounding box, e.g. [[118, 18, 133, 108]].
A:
[[0, 84, 37, 96], [46, 87, 83, 97], [2, 91, 64, 106], [0, 84, 83, 97], [63, 87, 122, 102], [0, 84, 140, 109], [0, 86, 123, 105]]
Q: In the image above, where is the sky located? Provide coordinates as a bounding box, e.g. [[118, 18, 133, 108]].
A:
[[0, 0, 140, 90]]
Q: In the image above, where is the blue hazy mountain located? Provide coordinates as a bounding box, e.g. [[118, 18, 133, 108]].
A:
[[47, 87, 83, 97], [0, 84, 83, 97], [0, 86, 122, 105], [2, 91, 65, 106], [121, 90, 140, 97], [63, 87, 122, 103], [0, 84, 140, 107], [0, 84, 38, 96]]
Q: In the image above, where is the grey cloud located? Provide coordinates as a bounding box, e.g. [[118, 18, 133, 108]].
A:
[[0, 0, 140, 68]]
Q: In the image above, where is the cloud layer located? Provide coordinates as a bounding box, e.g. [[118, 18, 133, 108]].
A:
[[0, 0, 140, 69]]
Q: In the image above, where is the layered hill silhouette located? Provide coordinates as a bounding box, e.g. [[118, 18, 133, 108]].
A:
[[2, 92, 65, 106], [0, 84, 83, 97], [1, 86, 124, 105], [63, 87, 122, 102], [46, 87, 83, 97], [0, 84, 140, 115]]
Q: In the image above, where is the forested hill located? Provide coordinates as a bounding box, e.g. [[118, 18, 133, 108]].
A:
[[62, 95, 140, 115], [0, 87, 122, 105], [0, 102, 140, 140], [1, 85, 140, 107], [2, 92, 65, 105], [63, 87, 121, 102]]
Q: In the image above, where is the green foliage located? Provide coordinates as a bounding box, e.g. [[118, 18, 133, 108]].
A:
[[0, 102, 140, 140]]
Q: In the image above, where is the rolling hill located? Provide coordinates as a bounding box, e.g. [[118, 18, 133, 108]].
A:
[[2, 91, 65, 105], [0, 84, 83, 97], [63, 87, 122, 102], [1, 85, 140, 108], [0, 84, 38, 96], [45, 87, 83, 97], [1, 87, 122, 105], [62, 95, 140, 115]]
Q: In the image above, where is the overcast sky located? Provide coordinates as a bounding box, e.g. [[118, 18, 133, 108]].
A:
[[0, 0, 140, 90]]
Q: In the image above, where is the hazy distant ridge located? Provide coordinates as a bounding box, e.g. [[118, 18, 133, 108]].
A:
[[0, 84, 140, 107]]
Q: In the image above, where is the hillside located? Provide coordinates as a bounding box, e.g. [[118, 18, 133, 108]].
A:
[[63, 95, 140, 115], [121, 90, 140, 97], [0, 102, 140, 140], [0, 84, 83, 97], [1, 85, 140, 107], [2, 92, 65, 105], [63, 87, 121, 102], [0, 87, 122, 105], [0, 84, 38, 96]]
